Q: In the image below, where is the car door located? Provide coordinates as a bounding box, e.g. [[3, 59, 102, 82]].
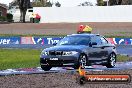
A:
[[88, 36, 108, 63], [99, 36, 109, 61]]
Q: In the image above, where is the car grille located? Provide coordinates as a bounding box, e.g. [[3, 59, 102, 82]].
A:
[[49, 51, 63, 56]]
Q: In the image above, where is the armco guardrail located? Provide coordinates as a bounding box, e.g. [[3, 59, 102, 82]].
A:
[[0, 37, 132, 45]]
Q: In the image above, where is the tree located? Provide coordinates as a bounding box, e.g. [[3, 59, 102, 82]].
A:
[[55, 1, 61, 7], [97, 0, 104, 6], [118, 0, 123, 4], [130, 0, 132, 4], [32, 2, 43, 7], [9, 0, 17, 9], [32, 0, 53, 7], [121, 0, 130, 5], [109, 0, 118, 5], [109, 0, 131, 5], [17, 0, 31, 22], [32, 0, 47, 7], [45, 1, 52, 7]]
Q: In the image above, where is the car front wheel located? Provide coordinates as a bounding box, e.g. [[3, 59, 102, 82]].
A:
[[74, 54, 87, 69], [106, 53, 116, 68], [41, 65, 52, 71]]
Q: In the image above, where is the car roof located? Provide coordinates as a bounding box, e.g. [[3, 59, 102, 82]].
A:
[[67, 33, 100, 37]]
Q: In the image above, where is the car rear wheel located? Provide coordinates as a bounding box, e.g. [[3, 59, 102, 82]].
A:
[[41, 65, 52, 71], [106, 53, 116, 68], [74, 54, 87, 69]]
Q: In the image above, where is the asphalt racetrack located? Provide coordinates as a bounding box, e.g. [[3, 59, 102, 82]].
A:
[[116, 45, 132, 57], [0, 61, 132, 76]]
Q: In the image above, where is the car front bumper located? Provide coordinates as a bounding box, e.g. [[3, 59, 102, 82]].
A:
[[40, 55, 79, 67]]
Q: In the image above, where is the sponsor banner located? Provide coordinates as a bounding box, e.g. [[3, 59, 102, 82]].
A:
[[0, 37, 20, 44], [43, 37, 62, 45], [21, 37, 45, 44], [106, 38, 115, 44], [115, 38, 132, 45], [42, 37, 132, 45], [21, 37, 34, 44], [106, 38, 132, 45], [20, 37, 62, 45], [33, 37, 44, 44], [0, 37, 131, 45]]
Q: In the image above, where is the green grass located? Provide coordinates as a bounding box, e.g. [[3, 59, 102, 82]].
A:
[[0, 49, 132, 70], [105, 35, 132, 38], [0, 49, 41, 70], [117, 55, 132, 62]]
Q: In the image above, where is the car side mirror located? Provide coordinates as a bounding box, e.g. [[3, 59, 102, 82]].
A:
[[89, 42, 97, 47]]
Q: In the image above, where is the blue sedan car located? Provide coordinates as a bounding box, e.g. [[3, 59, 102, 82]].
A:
[[40, 34, 117, 71]]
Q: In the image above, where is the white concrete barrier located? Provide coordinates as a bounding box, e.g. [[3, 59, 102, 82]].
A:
[[33, 6, 132, 23]]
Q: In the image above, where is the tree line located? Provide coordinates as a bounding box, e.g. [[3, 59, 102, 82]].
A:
[[98, 0, 132, 6]]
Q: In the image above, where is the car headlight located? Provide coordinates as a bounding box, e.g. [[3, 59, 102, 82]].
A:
[[41, 51, 49, 55], [63, 51, 78, 56]]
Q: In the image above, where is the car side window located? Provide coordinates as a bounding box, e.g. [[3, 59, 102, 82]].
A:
[[100, 37, 109, 45], [90, 36, 102, 45]]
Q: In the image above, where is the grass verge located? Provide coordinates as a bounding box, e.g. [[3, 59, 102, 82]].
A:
[[0, 49, 131, 70], [105, 32, 132, 38], [0, 49, 41, 70], [117, 55, 132, 62]]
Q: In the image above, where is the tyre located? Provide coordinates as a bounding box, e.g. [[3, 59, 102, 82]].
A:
[[74, 54, 87, 69], [41, 65, 52, 71], [106, 53, 116, 68]]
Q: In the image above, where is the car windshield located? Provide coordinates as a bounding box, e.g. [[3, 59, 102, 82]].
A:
[[57, 36, 90, 45]]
